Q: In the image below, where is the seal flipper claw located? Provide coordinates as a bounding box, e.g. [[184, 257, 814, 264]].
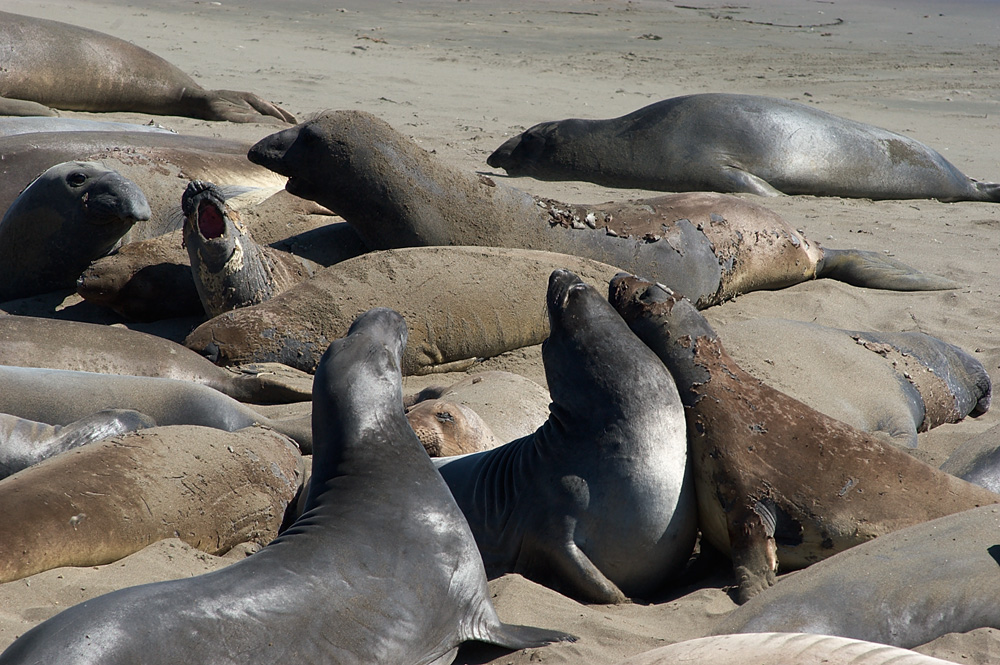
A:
[[817, 248, 959, 291]]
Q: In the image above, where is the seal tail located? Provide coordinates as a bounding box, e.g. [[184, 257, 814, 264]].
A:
[[816, 248, 959, 291]]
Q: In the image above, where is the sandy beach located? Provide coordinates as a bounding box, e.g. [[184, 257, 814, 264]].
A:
[[1, 0, 999, 662]]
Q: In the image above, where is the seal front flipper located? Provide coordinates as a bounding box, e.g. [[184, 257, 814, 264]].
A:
[[474, 622, 578, 651], [728, 499, 779, 604], [717, 166, 785, 197], [816, 248, 958, 291], [516, 529, 630, 604]]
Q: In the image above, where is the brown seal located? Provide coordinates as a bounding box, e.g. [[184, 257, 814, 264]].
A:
[[608, 274, 1000, 603]]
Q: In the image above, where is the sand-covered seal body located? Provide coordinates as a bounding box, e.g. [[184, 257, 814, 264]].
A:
[[248, 111, 955, 308], [0, 308, 573, 664], [488, 93, 1000, 202], [715, 505, 1000, 649], [0, 161, 150, 301], [0, 11, 293, 123], [609, 275, 1000, 603], [182, 180, 317, 317], [941, 423, 1000, 493], [433, 270, 696, 603]]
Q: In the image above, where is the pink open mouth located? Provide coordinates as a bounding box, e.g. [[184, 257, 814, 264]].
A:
[[198, 200, 225, 239]]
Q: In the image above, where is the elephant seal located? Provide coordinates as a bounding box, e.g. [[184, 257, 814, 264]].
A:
[[940, 423, 1000, 493], [406, 398, 503, 456], [184, 245, 623, 374], [0, 116, 175, 137], [615, 633, 959, 665], [182, 180, 319, 316], [608, 274, 1000, 603], [247, 111, 955, 310], [0, 11, 293, 123], [0, 409, 154, 478], [0, 315, 312, 403], [0, 424, 303, 584], [487, 93, 1000, 202], [433, 270, 697, 604], [710, 318, 991, 448], [0, 364, 312, 452], [0, 308, 573, 664], [0, 161, 150, 301], [714, 505, 1000, 649]]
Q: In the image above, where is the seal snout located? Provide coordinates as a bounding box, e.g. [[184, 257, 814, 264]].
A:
[[81, 167, 152, 225], [546, 268, 586, 313]]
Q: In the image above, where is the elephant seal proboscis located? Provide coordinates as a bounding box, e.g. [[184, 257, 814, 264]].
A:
[[708, 318, 991, 448], [0, 364, 312, 452], [0, 409, 154, 479], [433, 270, 696, 603], [247, 110, 956, 309], [182, 180, 318, 317], [0, 424, 303, 585], [487, 93, 1000, 202], [0, 11, 293, 123], [608, 274, 1000, 603], [615, 632, 959, 665], [0, 315, 313, 403], [184, 245, 623, 374], [0, 308, 574, 664], [0, 161, 150, 301], [714, 505, 1000, 649]]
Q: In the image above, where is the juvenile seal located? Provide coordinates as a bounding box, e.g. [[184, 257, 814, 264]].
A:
[[710, 318, 991, 448], [182, 179, 319, 316], [715, 505, 1000, 648], [0, 315, 313, 403], [247, 111, 955, 309], [0, 161, 150, 301], [0, 11, 294, 123], [487, 93, 1000, 202], [0, 409, 154, 478], [0, 424, 303, 584], [433, 270, 697, 603], [615, 633, 960, 665], [608, 274, 1000, 603], [0, 308, 573, 664], [184, 245, 623, 374], [0, 364, 312, 452]]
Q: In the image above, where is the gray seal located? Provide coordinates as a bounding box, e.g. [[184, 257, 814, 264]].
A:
[[0, 308, 574, 664], [714, 504, 1000, 649], [0, 364, 312, 452], [433, 270, 697, 603], [487, 93, 1000, 202], [0, 11, 294, 123], [248, 110, 956, 310], [940, 423, 1000, 493], [0, 161, 150, 301]]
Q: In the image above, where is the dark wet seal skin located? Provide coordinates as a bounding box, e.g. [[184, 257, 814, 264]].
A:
[[0, 161, 150, 302], [433, 269, 697, 604], [181, 180, 319, 317], [608, 273, 1000, 604], [488, 93, 1000, 202], [247, 110, 957, 312], [0, 308, 574, 665]]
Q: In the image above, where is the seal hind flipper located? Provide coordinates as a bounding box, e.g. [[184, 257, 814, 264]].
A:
[[816, 248, 959, 291]]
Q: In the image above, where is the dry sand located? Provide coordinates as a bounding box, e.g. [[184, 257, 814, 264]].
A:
[[1, 0, 999, 662]]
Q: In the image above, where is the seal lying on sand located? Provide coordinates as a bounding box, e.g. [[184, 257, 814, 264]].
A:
[[182, 180, 319, 316], [0, 425, 303, 585], [615, 633, 960, 665], [0, 308, 573, 664], [184, 245, 623, 374], [0, 161, 150, 301], [608, 274, 1000, 603], [247, 111, 955, 310], [488, 93, 1000, 202], [712, 318, 991, 448], [715, 505, 1000, 649], [940, 423, 1000, 493], [0, 409, 154, 479], [0, 315, 313, 403], [0, 11, 294, 123], [0, 364, 312, 452], [433, 270, 696, 603]]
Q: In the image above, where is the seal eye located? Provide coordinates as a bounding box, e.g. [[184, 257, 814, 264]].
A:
[[67, 172, 88, 187]]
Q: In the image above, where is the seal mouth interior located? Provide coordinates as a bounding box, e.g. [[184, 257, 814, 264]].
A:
[[198, 200, 226, 239]]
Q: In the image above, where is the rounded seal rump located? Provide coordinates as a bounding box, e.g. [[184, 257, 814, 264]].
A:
[[433, 269, 696, 603], [0, 308, 573, 664], [488, 93, 1000, 202]]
